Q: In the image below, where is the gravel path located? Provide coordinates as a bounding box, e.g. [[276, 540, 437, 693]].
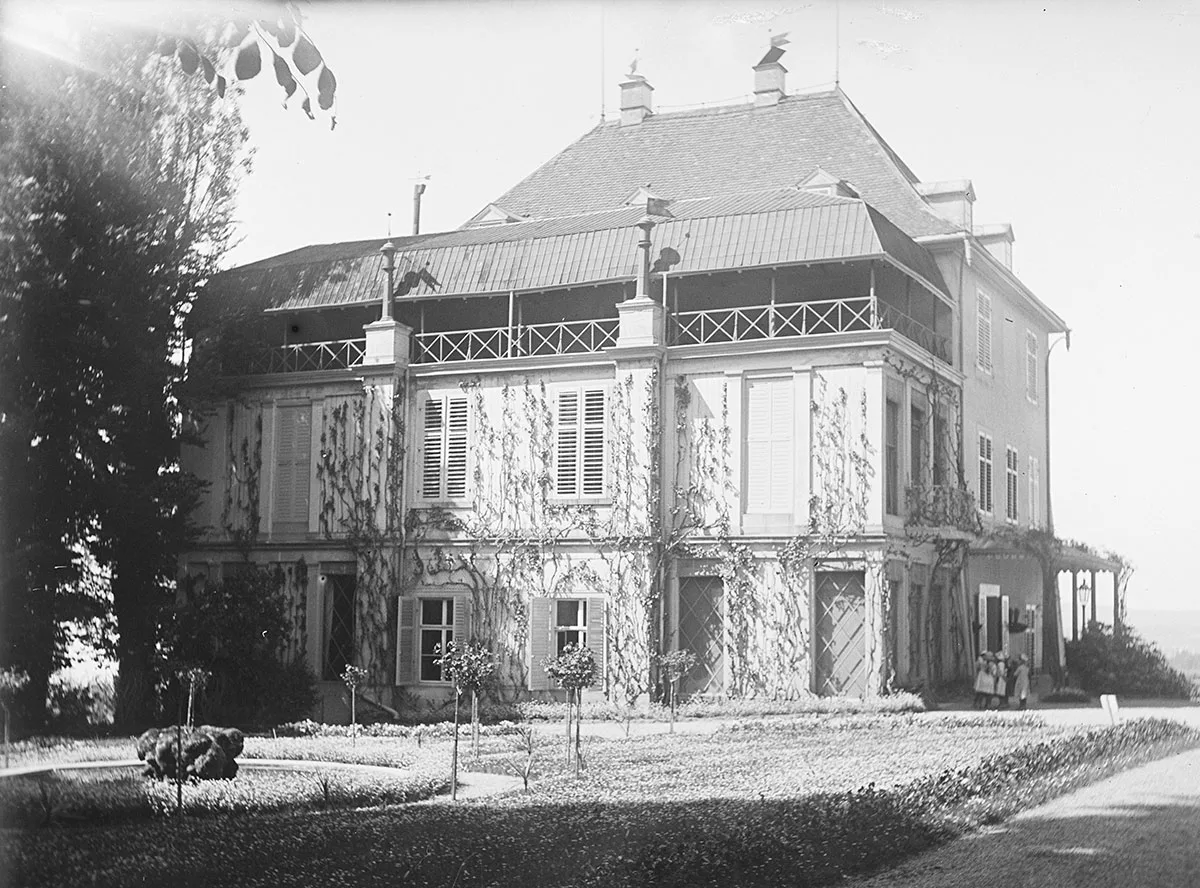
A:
[[847, 746, 1200, 888]]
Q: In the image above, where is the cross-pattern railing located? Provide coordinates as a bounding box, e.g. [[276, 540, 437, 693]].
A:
[[239, 338, 366, 375], [669, 296, 951, 362], [415, 318, 618, 364]]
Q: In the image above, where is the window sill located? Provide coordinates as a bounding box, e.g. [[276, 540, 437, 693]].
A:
[[549, 496, 612, 507]]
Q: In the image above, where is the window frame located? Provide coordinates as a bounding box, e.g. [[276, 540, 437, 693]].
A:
[[1005, 445, 1019, 523], [1025, 331, 1039, 404], [744, 375, 796, 516], [418, 392, 471, 504], [977, 431, 994, 515], [272, 402, 313, 533], [552, 386, 609, 502], [976, 289, 993, 374], [554, 598, 588, 656], [418, 597, 455, 684], [885, 398, 901, 516]]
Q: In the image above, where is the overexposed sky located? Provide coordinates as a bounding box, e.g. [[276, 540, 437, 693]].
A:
[[9, 0, 1200, 613]]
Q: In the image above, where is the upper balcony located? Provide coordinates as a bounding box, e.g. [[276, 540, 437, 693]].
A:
[[905, 484, 981, 538]]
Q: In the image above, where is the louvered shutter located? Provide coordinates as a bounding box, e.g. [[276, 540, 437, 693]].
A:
[[586, 596, 606, 686], [396, 597, 416, 684], [421, 398, 444, 499], [581, 390, 606, 497], [977, 292, 992, 371], [273, 405, 311, 530], [445, 397, 469, 499], [555, 391, 580, 497], [977, 588, 988, 655], [452, 595, 471, 645], [746, 378, 793, 513], [528, 597, 552, 691]]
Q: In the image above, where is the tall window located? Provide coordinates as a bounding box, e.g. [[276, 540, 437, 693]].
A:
[[1025, 331, 1039, 403], [978, 432, 994, 514], [419, 598, 454, 681], [421, 395, 469, 501], [1005, 446, 1019, 522], [322, 569, 356, 680], [273, 404, 311, 532], [885, 399, 900, 515], [910, 404, 926, 485], [555, 388, 606, 498], [976, 290, 993, 373], [745, 377, 794, 513], [1028, 456, 1041, 527], [932, 412, 948, 486], [555, 599, 587, 655]]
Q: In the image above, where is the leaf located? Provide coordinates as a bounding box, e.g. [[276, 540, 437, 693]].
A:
[[177, 41, 199, 76], [223, 20, 249, 48], [292, 33, 322, 75], [301, 97, 314, 120], [277, 17, 296, 48], [317, 66, 336, 110], [235, 41, 262, 81], [200, 55, 215, 85], [157, 37, 176, 56], [216, 75, 227, 98], [273, 53, 297, 100]]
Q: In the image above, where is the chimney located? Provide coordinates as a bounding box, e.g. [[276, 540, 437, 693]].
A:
[[915, 179, 976, 230], [973, 223, 1015, 269], [620, 74, 653, 126], [753, 46, 787, 107]]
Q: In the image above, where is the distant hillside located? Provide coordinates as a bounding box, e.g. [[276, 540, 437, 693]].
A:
[[1125, 609, 1200, 656]]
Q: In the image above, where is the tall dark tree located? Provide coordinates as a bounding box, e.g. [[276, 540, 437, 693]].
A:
[[0, 24, 249, 728]]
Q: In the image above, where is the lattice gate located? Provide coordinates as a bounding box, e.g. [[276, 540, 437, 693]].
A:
[[815, 570, 867, 696], [677, 575, 725, 697]]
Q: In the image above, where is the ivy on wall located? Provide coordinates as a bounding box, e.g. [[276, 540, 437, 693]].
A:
[[220, 402, 262, 556]]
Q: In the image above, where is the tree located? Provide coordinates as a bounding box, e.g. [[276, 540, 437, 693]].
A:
[[341, 664, 367, 744], [544, 643, 597, 778], [654, 649, 697, 732], [0, 24, 249, 727], [434, 641, 497, 800]]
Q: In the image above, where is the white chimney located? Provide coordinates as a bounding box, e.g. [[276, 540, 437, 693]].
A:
[[753, 46, 787, 107], [916, 179, 976, 230], [973, 223, 1015, 269], [620, 74, 653, 126]]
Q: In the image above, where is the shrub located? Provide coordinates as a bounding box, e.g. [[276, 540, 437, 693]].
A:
[[1066, 623, 1192, 698], [1041, 686, 1092, 704]]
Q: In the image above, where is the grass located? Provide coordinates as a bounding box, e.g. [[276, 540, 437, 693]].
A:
[[3, 714, 1197, 887]]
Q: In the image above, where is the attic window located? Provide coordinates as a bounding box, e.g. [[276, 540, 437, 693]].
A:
[[798, 168, 858, 198], [473, 203, 527, 226]]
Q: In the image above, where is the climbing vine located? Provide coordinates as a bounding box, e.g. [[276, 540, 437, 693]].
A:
[[221, 401, 262, 556]]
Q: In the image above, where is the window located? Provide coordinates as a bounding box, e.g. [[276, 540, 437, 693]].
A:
[[977, 432, 993, 514], [910, 404, 925, 486], [421, 394, 469, 501], [1028, 456, 1041, 527], [555, 388, 606, 498], [419, 598, 455, 682], [885, 399, 900, 515], [976, 290, 993, 373], [1005, 446, 1019, 522], [273, 404, 311, 532], [977, 584, 1009, 655], [932, 412, 948, 486], [322, 568, 356, 680], [555, 599, 588, 655], [1025, 331, 1039, 403], [745, 377, 795, 513]]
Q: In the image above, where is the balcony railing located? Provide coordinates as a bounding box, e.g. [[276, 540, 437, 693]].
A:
[[905, 485, 981, 536], [669, 296, 951, 362], [237, 338, 366, 375], [415, 318, 619, 364]]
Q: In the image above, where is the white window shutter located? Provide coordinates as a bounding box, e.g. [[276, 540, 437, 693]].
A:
[[1025, 332, 1038, 402], [445, 397, 469, 499], [273, 405, 311, 527], [977, 589, 987, 655], [555, 391, 580, 496], [977, 291, 992, 372], [746, 378, 794, 513], [452, 595, 472, 645], [581, 390, 606, 496], [528, 597, 552, 691], [396, 597, 416, 685], [421, 398, 444, 499], [745, 380, 772, 511], [769, 379, 795, 512], [586, 596, 606, 684], [1001, 594, 1011, 655]]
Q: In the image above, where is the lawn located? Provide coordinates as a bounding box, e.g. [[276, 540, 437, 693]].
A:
[[3, 712, 1149, 888]]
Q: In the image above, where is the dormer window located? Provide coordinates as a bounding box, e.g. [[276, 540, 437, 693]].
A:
[[471, 203, 528, 226], [798, 167, 859, 198]]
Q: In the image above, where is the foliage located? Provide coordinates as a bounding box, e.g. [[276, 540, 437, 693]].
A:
[[0, 21, 250, 728], [1066, 623, 1192, 698], [1040, 686, 1092, 704], [156, 3, 338, 126], [434, 642, 496, 694], [543, 643, 598, 692], [162, 567, 317, 727]]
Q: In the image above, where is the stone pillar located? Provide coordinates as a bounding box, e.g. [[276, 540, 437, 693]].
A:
[[1089, 569, 1098, 629], [1071, 570, 1078, 641], [1113, 571, 1121, 631], [363, 318, 413, 366]]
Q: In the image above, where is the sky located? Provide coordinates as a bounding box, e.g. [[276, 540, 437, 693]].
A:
[[7, 1, 1200, 620]]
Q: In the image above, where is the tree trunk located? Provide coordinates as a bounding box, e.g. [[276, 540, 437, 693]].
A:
[[574, 690, 583, 778], [564, 690, 573, 768], [451, 691, 460, 801], [471, 690, 479, 758]]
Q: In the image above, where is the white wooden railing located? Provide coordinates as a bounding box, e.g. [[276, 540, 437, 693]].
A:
[[669, 296, 951, 361], [415, 318, 618, 364], [240, 338, 366, 374]]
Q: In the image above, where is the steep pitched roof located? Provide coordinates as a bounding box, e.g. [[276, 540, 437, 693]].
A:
[[470, 88, 958, 238]]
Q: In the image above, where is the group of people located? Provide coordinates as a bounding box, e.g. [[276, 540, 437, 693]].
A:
[[973, 651, 1031, 709]]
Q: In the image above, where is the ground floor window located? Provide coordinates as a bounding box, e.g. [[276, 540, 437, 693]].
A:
[[555, 599, 587, 655], [322, 571, 356, 680], [419, 598, 455, 681]]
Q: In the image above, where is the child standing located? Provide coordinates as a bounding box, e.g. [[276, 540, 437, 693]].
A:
[[1014, 653, 1031, 710]]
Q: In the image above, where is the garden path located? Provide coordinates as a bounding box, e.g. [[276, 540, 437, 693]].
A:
[[845, 745, 1200, 888]]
